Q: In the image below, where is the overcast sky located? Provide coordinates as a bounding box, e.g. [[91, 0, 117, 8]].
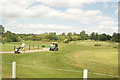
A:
[[0, 0, 119, 35]]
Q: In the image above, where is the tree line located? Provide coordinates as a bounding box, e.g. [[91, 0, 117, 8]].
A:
[[0, 25, 120, 43]]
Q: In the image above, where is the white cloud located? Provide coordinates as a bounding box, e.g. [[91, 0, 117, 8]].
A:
[[5, 21, 81, 34], [0, 0, 34, 19], [95, 0, 119, 2], [36, 0, 96, 7], [99, 20, 118, 32], [0, 1, 116, 24], [25, 5, 62, 19], [85, 20, 118, 35], [0, 2, 63, 19], [58, 8, 115, 24], [61, 8, 103, 24], [36, 0, 119, 6], [1, 1, 118, 34], [4, 20, 118, 35]]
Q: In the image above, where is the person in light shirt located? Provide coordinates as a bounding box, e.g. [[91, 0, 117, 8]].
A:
[[21, 42, 25, 54]]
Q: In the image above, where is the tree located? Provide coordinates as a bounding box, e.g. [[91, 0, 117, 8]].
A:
[[0, 25, 4, 42], [31, 35, 42, 41], [0, 25, 4, 34], [90, 32, 98, 41], [111, 33, 120, 42], [79, 30, 89, 40], [73, 32, 77, 36], [95, 33, 99, 40], [67, 32, 72, 36], [3, 31, 19, 42], [61, 32, 66, 36], [66, 32, 72, 41], [72, 36, 79, 41], [106, 34, 112, 40], [98, 33, 107, 41], [90, 32, 96, 40], [45, 32, 58, 41]]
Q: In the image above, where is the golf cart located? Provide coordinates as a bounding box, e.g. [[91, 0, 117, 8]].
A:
[[49, 42, 58, 51]]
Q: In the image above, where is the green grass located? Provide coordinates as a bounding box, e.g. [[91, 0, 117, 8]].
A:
[[2, 41, 118, 78], [1, 41, 51, 51]]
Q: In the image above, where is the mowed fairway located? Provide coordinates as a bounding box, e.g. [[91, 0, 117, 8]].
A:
[[2, 41, 118, 78]]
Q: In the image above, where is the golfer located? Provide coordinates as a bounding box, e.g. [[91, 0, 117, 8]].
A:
[[21, 42, 25, 54], [49, 42, 55, 51]]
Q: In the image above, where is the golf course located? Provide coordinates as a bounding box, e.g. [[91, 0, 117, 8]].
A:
[[1, 0, 119, 79], [1, 40, 118, 78]]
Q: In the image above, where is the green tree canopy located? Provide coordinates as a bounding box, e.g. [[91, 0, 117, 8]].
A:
[[0, 25, 4, 34], [3, 31, 19, 42], [98, 33, 107, 41], [90, 32, 98, 40], [61, 32, 66, 36], [67, 32, 72, 36], [111, 33, 120, 42], [79, 30, 89, 40], [45, 32, 58, 41]]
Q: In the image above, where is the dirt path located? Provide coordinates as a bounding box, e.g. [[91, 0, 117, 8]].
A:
[[0, 48, 49, 54]]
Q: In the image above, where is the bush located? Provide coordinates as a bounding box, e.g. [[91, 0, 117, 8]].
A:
[[63, 39, 69, 43], [57, 40, 61, 42], [41, 44, 45, 47], [113, 46, 118, 48], [94, 43, 101, 46]]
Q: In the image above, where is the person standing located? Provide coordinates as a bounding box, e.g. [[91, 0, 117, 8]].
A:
[[21, 42, 25, 54]]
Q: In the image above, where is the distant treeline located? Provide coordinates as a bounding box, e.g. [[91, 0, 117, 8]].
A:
[[0, 25, 120, 43]]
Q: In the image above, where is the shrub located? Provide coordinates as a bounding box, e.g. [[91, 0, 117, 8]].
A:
[[63, 39, 69, 43], [113, 46, 118, 48], [41, 44, 45, 47], [94, 43, 101, 46]]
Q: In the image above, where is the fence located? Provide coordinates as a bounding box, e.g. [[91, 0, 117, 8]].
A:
[[1, 62, 118, 79], [11, 62, 118, 79], [11, 62, 87, 79], [14, 45, 47, 51]]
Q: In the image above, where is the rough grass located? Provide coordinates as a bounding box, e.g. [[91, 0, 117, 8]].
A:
[[2, 41, 118, 78]]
